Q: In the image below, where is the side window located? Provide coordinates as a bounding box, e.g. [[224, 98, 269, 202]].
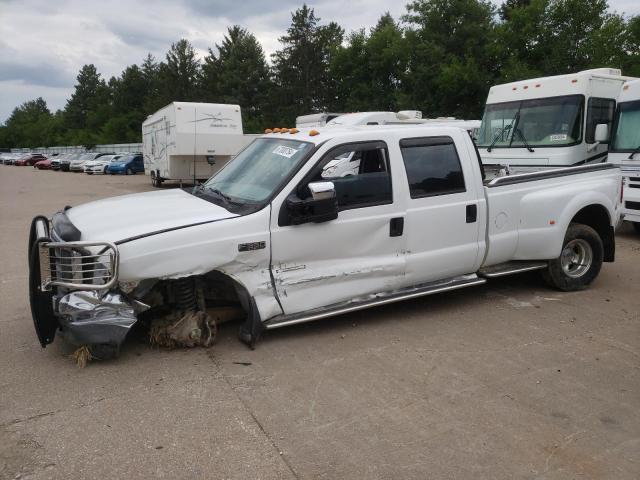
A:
[[399, 137, 466, 198], [309, 142, 392, 210], [586, 98, 615, 143]]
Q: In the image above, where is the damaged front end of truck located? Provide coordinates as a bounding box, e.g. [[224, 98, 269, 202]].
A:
[[28, 212, 260, 366]]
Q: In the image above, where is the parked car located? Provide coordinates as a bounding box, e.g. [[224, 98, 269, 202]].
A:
[[51, 153, 70, 170], [27, 125, 622, 360], [59, 153, 83, 171], [1, 153, 20, 165], [15, 154, 46, 166], [106, 153, 144, 175], [70, 153, 100, 172], [34, 158, 53, 170], [84, 154, 124, 174]]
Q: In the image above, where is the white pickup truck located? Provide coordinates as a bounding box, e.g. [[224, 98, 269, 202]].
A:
[[28, 125, 622, 361]]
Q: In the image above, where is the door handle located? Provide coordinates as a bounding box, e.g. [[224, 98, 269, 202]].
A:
[[390, 217, 404, 237], [466, 204, 477, 223]]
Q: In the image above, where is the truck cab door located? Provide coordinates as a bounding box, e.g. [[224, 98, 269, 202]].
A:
[[270, 141, 406, 316], [397, 134, 484, 286]]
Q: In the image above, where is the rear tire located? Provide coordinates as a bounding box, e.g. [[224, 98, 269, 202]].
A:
[[542, 223, 603, 291], [633, 222, 640, 234]]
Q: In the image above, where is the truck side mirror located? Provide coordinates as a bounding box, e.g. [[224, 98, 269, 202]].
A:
[[594, 123, 609, 143], [308, 181, 336, 201], [286, 181, 338, 225]]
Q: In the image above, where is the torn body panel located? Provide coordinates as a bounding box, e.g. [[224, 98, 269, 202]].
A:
[[114, 205, 282, 321], [57, 290, 144, 348], [269, 202, 407, 315]]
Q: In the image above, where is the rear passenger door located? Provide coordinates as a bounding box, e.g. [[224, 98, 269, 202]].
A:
[[398, 135, 482, 286]]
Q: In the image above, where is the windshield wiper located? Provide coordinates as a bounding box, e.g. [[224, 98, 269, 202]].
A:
[[205, 186, 240, 205], [487, 113, 518, 152], [514, 127, 535, 152], [628, 145, 640, 160]]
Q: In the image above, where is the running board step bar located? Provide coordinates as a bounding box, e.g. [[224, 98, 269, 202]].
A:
[[265, 274, 486, 330], [478, 261, 547, 278]]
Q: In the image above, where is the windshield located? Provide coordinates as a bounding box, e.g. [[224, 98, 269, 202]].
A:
[[203, 138, 314, 203], [477, 95, 584, 148], [610, 100, 640, 153]]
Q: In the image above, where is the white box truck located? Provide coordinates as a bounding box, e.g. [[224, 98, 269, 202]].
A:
[[608, 79, 640, 232], [476, 68, 635, 176], [142, 102, 256, 187]]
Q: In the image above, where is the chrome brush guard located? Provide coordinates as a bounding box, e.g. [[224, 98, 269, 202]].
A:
[[39, 241, 119, 291]]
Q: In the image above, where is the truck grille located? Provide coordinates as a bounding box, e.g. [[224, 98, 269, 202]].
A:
[[39, 241, 119, 291]]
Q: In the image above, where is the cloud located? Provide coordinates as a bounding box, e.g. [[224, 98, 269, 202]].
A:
[[0, 0, 637, 123]]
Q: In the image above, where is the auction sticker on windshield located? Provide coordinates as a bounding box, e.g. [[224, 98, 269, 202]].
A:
[[272, 145, 299, 158], [550, 134, 568, 141]]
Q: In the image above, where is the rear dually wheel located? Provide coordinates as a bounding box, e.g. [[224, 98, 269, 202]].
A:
[[542, 223, 603, 291]]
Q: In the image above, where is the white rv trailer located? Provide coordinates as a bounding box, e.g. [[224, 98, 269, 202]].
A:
[[476, 68, 635, 174], [609, 79, 640, 231], [142, 102, 257, 187], [295, 112, 344, 128]]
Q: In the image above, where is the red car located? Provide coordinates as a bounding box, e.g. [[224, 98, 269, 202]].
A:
[[34, 158, 53, 170], [15, 154, 47, 166]]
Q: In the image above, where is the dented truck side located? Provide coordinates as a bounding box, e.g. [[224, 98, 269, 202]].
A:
[[28, 125, 622, 361]]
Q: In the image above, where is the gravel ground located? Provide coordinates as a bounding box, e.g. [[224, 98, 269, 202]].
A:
[[1, 165, 639, 479]]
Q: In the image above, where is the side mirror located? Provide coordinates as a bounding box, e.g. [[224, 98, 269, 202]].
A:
[[286, 181, 338, 225], [308, 181, 336, 201], [594, 123, 609, 143]]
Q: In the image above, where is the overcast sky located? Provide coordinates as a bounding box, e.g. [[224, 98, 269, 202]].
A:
[[1, 0, 638, 123]]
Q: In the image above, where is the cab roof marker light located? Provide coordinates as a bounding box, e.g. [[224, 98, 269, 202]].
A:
[[535, 84, 541, 88], [309, 129, 320, 136], [523, 85, 529, 89], [264, 128, 273, 134], [512, 87, 517, 90], [289, 128, 299, 134], [280, 128, 288, 134], [273, 128, 281, 133], [571, 79, 578, 83], [623, 85, 629, 90]]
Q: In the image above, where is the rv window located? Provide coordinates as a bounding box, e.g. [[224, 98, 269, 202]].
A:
[[586, 98, 615, 143], [611, 100, 640, 152], [477, 95, 584, 148]]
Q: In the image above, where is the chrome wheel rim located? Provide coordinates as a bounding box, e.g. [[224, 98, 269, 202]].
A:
[[561, 239, 592, 278]]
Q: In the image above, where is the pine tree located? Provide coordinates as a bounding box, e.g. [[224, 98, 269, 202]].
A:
[[271, 5, 344, 123]]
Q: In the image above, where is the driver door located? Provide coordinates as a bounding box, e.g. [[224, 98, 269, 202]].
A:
[[270, 141, 406, 316]]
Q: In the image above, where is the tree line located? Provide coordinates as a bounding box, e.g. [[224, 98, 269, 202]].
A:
[[1, 0, 638, 149]]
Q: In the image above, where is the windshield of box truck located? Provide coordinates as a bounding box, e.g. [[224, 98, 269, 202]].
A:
[[203, 138, 314, 204], [610, 100, 640, 153], [477, 95, 583, 148]]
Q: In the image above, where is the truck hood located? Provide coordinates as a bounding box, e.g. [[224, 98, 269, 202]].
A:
[[65, 189, 238, 244]]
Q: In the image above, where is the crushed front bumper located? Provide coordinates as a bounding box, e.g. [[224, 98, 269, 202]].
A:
[[28, 215, 140, 352]]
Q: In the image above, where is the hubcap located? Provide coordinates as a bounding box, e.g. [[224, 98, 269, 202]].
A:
[[560, 239, 593, 278]]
